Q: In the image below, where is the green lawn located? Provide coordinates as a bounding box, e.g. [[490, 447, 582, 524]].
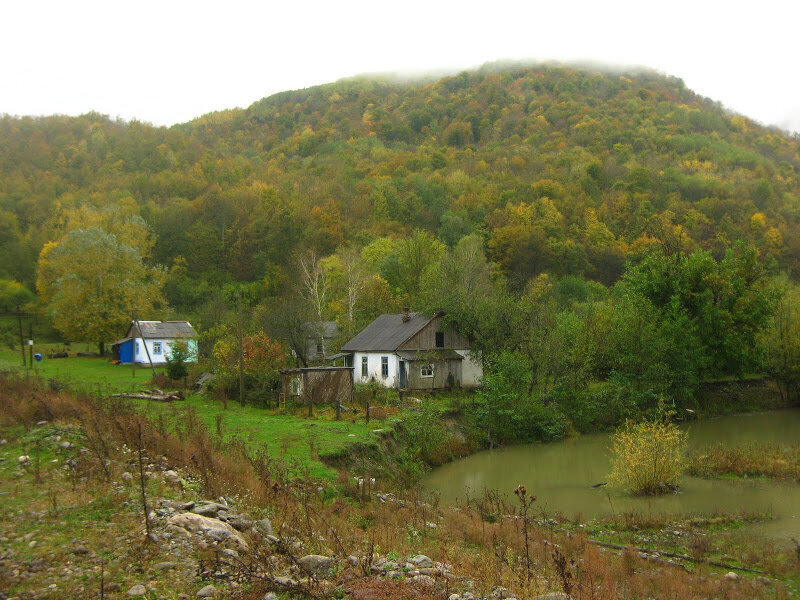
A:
[[137, 395, 387, 480], [0, 344, 164, 394], [1, 344, 389, 479]]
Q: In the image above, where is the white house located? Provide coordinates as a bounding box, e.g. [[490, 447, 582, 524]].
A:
[[339, 310, 482, 390], [111, 320, 198, 365]]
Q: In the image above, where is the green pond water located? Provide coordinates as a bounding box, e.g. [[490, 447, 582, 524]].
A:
[[423, 409, 800, 542]]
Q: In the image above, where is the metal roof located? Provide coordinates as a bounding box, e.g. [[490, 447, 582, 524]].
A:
[[397, 349, 463, 361], [340, 312, 431, 352], [129, 320, 197, 339]]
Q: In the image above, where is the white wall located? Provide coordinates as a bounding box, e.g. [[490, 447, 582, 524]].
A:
[[456, 349, 483, 387], [352, 352, 399, 388], [134, 338, 198, 365]]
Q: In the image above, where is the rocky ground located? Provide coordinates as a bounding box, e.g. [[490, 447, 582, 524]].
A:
[[0, 421, 574, 600]]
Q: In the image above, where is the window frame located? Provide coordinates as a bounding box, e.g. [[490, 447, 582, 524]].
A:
[[381, 356, 389, 379], [361, 356, 368, 378], [153, 341, 162, 355], [420, 363, 434, 378]]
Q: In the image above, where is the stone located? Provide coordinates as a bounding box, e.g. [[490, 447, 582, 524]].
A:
[[191, 503, 221, 517], [18, 455, 30, 464], [410, 554, 433, 568], [154, 562, 176, 570], [166, 513, 248, 550], [532, 594, 570, 600], [412, 574, 436, 587], [164, 470, 181, 484], [196, 584, 217, 597], [299, 554, 333, 575], [724, 571, 739, 581], [59, 441, 74, 450], [228, 517, 253, 531], [263, 593, 278, 600], [255, 517, 273, 535], [274, 576, 297, 587], [121, 472, 133, 483], [128, 584, 147, 596]]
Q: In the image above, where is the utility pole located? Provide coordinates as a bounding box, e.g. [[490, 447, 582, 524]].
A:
[[134, 318, 157, 380], [238, 289, 244, 406], [16, 306, 26, 368], [131, 314, 136, 379]]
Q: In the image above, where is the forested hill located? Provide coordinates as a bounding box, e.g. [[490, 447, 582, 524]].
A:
[[2, 62, 800, 310]]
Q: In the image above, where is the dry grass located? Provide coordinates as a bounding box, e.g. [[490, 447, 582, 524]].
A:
[[1, 371, 797, 599], [688, 443, 800, 482]]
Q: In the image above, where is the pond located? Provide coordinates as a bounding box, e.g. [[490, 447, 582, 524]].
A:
[[422, 410, 800, 543]]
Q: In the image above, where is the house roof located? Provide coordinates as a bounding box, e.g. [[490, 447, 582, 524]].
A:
[[340, 312, 432, 352], [397, 349, 463, 361], [129, 320, 197, 339]]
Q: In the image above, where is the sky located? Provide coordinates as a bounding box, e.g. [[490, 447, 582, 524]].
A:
[[2, 0, 799, 133]]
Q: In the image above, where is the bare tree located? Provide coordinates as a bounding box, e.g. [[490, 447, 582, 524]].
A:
[[341, 246, 366, 327], [299, 251, 329, 355]]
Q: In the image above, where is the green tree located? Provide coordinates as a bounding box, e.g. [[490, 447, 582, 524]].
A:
[[759, 282, 800, 405], [165, 340, 190, 380], [36, 222, 165, 354]]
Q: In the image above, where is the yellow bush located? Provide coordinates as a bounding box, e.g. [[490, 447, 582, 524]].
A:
[[609, 415, 687, 495]]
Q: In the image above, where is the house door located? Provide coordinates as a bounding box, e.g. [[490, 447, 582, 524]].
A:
[[399, 361, 407, 388]]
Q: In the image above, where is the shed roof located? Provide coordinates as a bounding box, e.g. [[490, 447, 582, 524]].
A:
[[340, 312, 432, 352], [129, 320, 197, 339]]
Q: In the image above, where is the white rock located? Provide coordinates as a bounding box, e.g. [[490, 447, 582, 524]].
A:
[[167, 513, 248, 550], [299, 554, 333, 575], [197, 584, 217, 597], [127, 584, 147, 596]]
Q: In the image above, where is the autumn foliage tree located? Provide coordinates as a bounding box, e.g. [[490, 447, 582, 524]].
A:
[[212, 332, 288, 404], [36, 208, 165, 354]]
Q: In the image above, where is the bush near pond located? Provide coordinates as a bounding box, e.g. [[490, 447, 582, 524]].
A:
[[609, 412, 688, 495]]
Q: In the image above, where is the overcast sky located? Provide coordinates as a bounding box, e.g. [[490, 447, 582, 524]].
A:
[[2, 0, 799, 133]]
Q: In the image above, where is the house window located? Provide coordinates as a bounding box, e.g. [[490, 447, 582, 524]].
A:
[[153, 342, 162, 355], [361, 356, 368, 377], [316, 343, 324, 353], [381, 356, 389, 378], [135, 342, 139, 356], [435, 331, 444, 348], [421, 364, 434, 378]]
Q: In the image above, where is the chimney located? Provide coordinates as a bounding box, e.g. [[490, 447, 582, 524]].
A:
[[402, 307, 410, 323]]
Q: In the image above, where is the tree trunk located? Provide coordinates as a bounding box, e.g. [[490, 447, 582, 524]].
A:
[[98, 341, 105, 356]]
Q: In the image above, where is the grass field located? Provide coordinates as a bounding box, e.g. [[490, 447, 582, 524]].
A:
[[0, 344, 391, 479], [0, 344, 160, 394], [139, 395, 387, 479]]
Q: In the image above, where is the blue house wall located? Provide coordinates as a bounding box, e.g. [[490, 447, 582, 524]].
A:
[[118, 340, 133, 364]]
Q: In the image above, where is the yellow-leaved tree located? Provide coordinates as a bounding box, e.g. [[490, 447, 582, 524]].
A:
[[609, 408, 687, 495], [36, 204, 165, 354]]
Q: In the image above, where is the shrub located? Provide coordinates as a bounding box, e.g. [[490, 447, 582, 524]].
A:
[[608, 410, 687, 495], [165, 341, 190, 380]]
